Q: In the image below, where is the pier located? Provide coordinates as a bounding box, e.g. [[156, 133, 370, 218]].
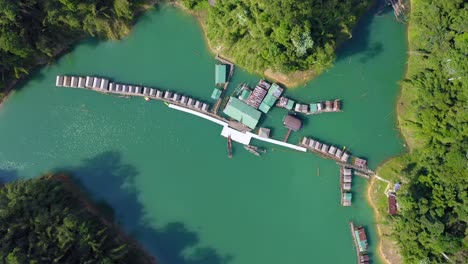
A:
[[336, 161, 374, 178]]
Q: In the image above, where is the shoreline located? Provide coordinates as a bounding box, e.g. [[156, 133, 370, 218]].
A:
[[177, 0, 374, 88], [366, 0, 414, 264], [49, 174, 157, 264], [0, 1, 158, 108], [367, 1, 414, 263]]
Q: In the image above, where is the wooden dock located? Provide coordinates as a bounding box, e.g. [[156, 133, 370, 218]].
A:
[[55, 74, 223, 121], [336, 161, 373, 178], [283, 129, 292, 142], [212, 55, 235, 114]]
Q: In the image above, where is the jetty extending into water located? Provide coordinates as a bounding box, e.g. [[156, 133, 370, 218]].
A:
[[56, 75, 213, 112]]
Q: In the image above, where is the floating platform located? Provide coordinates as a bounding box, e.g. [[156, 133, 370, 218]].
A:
[[56, 75, 211, 113]]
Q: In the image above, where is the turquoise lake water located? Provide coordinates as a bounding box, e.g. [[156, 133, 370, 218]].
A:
[[0, 5, 406, 264]]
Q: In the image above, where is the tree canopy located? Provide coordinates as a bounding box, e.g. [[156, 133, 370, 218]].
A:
[[184, 0, 370, 74], [0, 175, 151, 264], [0, 0, 153, 98], [380, 0, 467, 262]]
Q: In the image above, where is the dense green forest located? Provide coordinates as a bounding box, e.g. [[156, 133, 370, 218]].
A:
[[377, 0, 467, 263], [182, 0, 370, 75], [0, 175, 151, 263], [0, 0, 154, 99]]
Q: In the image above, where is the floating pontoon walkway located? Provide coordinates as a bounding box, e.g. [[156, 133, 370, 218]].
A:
[[169, 104, 306, 152], [169, 104, 227, 126]]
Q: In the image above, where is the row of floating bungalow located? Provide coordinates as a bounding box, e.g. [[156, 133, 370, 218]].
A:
[[300, 137, 351, 163], [300, 137, 370, 171], [350, 222, 370, 264], [341, 167, 353, 207], [56, 75, 210, 112], [277, 97, 342, 115], [223, 80, 284, 129]]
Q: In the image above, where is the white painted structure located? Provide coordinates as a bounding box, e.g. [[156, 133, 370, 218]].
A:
[[168, 104, 306, 152]]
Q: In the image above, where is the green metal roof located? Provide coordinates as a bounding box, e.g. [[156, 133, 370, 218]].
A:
[[262, 93, 278, 107], [344, 192, 352, 200], [239, 89, 251, 101], [286, 100, 295, 110], [223, 97, 261, 129], [309, 103, 318, 112], [354, 230, 368, 252], [259, 101, 272, 113], [215, 64, 227, 84], [211, 88, 222, 100], [268, 83, 283, 98]]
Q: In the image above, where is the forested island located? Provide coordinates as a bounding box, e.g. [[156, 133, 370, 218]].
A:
[[0, 175, 155, 263], [373, 0, 467, 263], [181, 0, 371, 85]]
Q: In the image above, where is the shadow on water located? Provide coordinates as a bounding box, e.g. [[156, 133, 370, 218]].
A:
[[0, 169, 19, 183], [53, 151, 233, 264], [335, 0, 384, 63]]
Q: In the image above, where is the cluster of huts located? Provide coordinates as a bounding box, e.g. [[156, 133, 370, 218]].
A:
[[239, 80, 284, 114], [341, 167, 353, 206], [300, 137, 350, 163], [223, 80, 284, 129], [277, 97, 342, 115], [55, 75, 210, 112], [56, 75, 110, 90]]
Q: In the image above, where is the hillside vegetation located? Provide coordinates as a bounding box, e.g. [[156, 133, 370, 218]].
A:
[[0, 175, 152, 264], [182, 0, 370, 76], [376, 0, 467, 263], [0, 0, 155, 99]]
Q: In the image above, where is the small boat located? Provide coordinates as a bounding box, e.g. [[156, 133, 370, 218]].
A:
[[243, 145, 260, 156], [227, 135, 233, 158], [164, 101, 170, 106], [249, 145, 266, 153], [144, 97, 150, 101]]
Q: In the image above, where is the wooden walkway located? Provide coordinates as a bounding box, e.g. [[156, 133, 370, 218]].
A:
[[336, 161, 374, 178]]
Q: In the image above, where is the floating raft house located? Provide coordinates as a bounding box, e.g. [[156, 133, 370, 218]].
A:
[[277, 97, 295, 110], [211, 88, 222, 100], [354, 226, 369, 253], [215, 64, 227, 85], [259, 83, 284, 113], [283, 114, 302, 131], [343, 192, 352, 206], [223, 97, 261, 129]]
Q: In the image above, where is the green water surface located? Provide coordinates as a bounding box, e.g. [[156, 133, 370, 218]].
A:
[[0, 5, 406, 264]]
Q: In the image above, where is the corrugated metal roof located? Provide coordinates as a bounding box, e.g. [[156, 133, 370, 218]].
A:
[[262, 93, 278, 107], [259, 101, 272, 113], [211, 88, 222, 100], [309, 103, 318, 112], [223, 97, 261, 129], [215, 64, 227, 84], [286, 100, 295, 110], [239, 89, 251, 101], [344, 192, 352, 200]]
